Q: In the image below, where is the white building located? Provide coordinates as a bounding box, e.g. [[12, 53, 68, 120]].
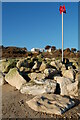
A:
[[31, 48, 44, 53]]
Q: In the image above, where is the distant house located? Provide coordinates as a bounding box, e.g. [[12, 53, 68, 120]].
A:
[[31, 48, 44, 53]]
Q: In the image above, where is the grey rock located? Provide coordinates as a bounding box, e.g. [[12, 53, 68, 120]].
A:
[[20, 79, 57, 95], [26, 93, 75, 115], [54, 76, 78, 97], [54, 76, 73, 96], [5, 68, 26, 90], [62, 70, 75, 82]]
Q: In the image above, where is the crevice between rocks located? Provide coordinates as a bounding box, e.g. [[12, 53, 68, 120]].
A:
[[54, 83, 61, 95]]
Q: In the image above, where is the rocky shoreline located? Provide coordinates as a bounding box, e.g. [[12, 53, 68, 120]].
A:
[[0, 53, 80, 118]]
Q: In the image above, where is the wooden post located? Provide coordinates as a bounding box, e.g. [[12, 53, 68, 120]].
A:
[[62, 12, 63, 62]]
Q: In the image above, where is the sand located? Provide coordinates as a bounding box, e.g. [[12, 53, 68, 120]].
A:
[[2, 84, 80, 119]]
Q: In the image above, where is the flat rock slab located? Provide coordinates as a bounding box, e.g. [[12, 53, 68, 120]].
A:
[[26, 94, 75, 115]]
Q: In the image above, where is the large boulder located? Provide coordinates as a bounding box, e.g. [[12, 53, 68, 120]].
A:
[[20, 79, 57, 95], [5, 68, 26, 90], [62, 69, 75, 82], [54, 76, 72, 96], [28, 73, 45, 80], [54, 76, 78, 97], [26, 94, 75, 115]]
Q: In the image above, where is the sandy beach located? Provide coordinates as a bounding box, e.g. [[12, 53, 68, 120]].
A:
[[2, 84, 80, 119]]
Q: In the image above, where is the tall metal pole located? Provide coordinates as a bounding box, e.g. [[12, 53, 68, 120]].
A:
[[62, 12, 63, 62]]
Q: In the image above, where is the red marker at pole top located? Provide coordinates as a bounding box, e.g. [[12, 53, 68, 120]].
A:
[[59, 5, 66, 62], [59, 5, 66, 14]]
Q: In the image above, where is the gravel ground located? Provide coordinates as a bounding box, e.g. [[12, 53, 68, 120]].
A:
[[1, 84, 80, 119]]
